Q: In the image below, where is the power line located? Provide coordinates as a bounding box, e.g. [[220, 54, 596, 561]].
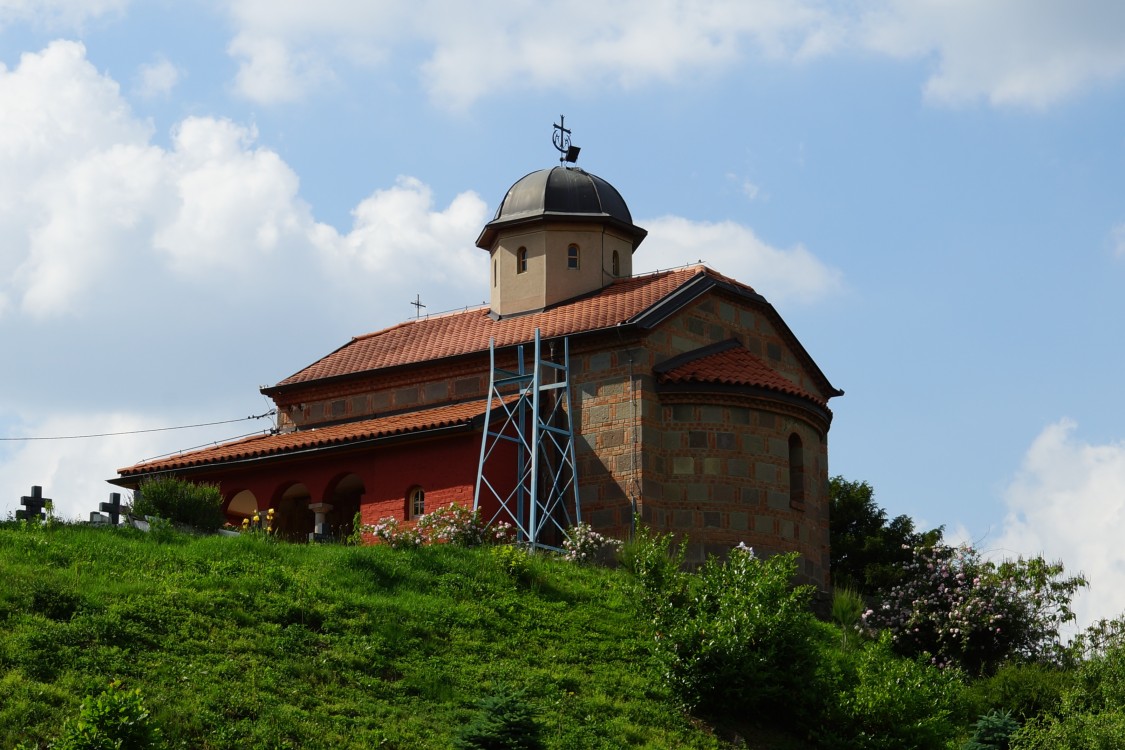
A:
[[137, 428, 275, 463], [0, 411, 276, 442]]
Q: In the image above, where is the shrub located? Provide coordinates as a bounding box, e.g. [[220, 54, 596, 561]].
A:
[[862, 543, 1086, 674], [364, 504, 514, 548], [560, 522, 621, 564], [967, 662, 1072, 721], [620, 524, 686, 612], [640, 541, 821, 721], [815, 632, 965, 750], [492, 544, 532, 580], [453, 686, 544, 750], [53, 681, 160, 750], [1004, 641, 1125, 748], [131, 476, 224, 532]]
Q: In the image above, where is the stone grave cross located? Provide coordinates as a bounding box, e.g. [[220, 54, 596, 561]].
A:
[[17, 485, 49, 522], [99, 492, 123, 525]]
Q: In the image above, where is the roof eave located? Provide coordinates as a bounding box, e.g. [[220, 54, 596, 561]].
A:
[[476, 212, 648, 250]]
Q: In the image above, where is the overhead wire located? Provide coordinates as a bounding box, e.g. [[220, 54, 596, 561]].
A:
[[0, 410, 276, 441]]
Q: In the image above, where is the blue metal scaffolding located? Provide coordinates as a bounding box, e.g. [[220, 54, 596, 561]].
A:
[[473, 329, 580, 551]]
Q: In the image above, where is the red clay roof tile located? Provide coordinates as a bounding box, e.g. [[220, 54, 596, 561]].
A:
[[656, 343, 827, 407], [118, 397, 504, 476], [272, 266, 744, 388]]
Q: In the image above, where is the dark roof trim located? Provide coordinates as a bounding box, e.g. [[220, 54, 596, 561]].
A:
[[476, 212, 647, 250], [656, 382, 834, 431]]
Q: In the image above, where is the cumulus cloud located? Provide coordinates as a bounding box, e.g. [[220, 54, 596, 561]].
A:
[[0, 40, 495, 516], [995, 419, 1125, 629], [135, 56, 180, 98], [860, 0, 1125, 108], [635, 216, 844, 305], [0, 40, 489, 321], [327, 176, 488, 288]]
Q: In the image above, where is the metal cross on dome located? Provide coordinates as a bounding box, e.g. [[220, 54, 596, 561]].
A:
[[553, 115, 580, 165]]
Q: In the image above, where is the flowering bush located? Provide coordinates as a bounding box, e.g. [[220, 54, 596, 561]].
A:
[[362, 504, 513, 548], [862, 542, 1086, 674], [364, 516, 423, 549], [561, 522, 622, 564]]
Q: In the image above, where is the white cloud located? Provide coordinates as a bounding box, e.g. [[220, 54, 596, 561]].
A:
[[995, 419, 1125, 629], [635, 216, 844, 305], [153, 117, 313, 274], [220, 0, 836, 109], [0, 0, 127, 30], [227, 32, 334, 104], [0, 40, 490, 320], [1112, 223, 1125, 258], [328, 176, 488, 288], [135, 56, 180, 98], [215, 0, 1125, 110], [860, 0, 1125, 108]]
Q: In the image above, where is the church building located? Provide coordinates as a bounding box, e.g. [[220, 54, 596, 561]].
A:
[[115, 136, 841, 589]]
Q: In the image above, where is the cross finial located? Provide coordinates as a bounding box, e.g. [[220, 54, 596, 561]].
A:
[[411, 293, 426, 318], [553, 115, 580, 164]]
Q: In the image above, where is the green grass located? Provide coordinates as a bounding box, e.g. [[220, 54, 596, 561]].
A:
[[0, 523, 734, 749]]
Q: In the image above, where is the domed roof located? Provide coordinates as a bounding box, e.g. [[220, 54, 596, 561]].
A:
[[476, 166, 646, 249]]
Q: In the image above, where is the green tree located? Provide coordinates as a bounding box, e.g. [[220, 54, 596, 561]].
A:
[[829, 476, 942, 596]]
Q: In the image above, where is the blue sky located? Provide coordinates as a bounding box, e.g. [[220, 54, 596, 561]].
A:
[[2, 0, 1125, 627]]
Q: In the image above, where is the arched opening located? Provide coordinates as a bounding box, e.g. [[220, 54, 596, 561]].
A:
[[611, 249, 620, 277], [516, 247, 527, 274], [327, 473, 365, 539], [226, 490, 258, 520], [406, 486, 425, 519], [273, 482, 314, 541], [788, 433, 805, 508], [567, 244, 580, 270]]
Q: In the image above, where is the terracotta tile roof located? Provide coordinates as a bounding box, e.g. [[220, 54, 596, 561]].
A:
[[655, 341, 827, 407], [271, 266, 749, 389], [118, 397, 503, 477]]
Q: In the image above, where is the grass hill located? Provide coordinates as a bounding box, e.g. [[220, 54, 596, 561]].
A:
[[0, 522, 739, 749]]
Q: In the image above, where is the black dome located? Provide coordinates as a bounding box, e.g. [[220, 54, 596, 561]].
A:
[[476, 166, 646, 249]]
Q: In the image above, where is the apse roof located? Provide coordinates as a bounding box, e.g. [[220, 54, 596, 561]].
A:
[[654, 339, 829, 407]]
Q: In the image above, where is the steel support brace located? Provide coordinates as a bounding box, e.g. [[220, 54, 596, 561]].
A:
[[473, 329, 580, 551]]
